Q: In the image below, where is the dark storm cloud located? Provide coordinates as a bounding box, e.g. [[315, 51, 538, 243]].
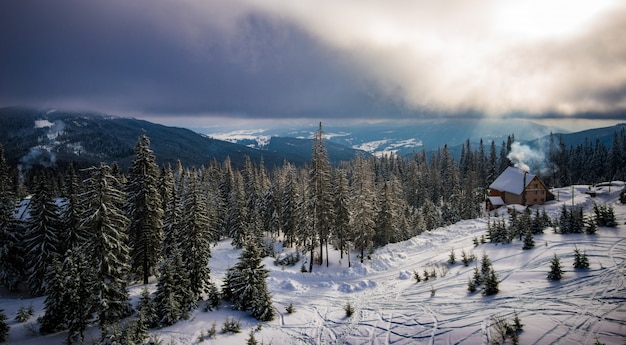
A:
[[0, 1, 397, 118], [1, 0, 626, 121]]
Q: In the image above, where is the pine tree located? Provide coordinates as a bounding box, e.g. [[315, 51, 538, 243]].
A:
[[126, 133, 163, 284], [154, 254, 184, 327], [0, 308, 8, 343], [483, 265, 499, 296], [23, 177, 62, 296], [59, 163, 85, 254], [137, 288, 157, 329], [0, 144, 23, 291], [351, 154, 377, 263], [547, 253, 563, 280], [522, 230, 535, 250], [481, 252, 492, 277], [573, 246, 590, 269], [228, 171, 248, 248], [179, 170, 215, 305], [222, 239, 274, 321], [309, 122, 334, 269], [79, 163, 132, 328], [333, 169, 351, 259], [40, 249, 93, 344]]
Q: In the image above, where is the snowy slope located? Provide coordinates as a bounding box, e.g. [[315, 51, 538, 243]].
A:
[[1, 183, 625, 344]]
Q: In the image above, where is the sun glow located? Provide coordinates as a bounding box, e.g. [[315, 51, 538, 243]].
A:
[[494, 0, 617, 40]]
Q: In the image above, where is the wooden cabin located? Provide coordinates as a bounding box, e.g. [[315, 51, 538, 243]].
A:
[[486, 166, 555, 210]]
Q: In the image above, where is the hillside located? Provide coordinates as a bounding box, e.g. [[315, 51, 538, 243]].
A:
[[2, 182, 624, 344], [0, 107, 364, 171]]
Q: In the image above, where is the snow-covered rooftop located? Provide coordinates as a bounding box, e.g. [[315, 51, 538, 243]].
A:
[[489, 166, 536, 195]]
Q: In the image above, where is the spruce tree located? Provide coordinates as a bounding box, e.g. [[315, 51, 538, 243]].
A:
[[573, 246, 590, 269], [333, 169, 351, 258], [547, 253, 563, 280], [154, 256, 183, 327], [137, 288, 157, 329], [126, 133, 163, 284], [222, 239, 274, 321], [179, 170, 215, 305], [59, 163, 85, 254], [522, 230, 535, 250], [79, 163, 132, 328], [23, 177, 62, 296], [0, 144, 23, 291], [351, 154, 376, 263], [483, 265, 499, 296], [0, 308, 8, 343], [309, 122, 334, 268]]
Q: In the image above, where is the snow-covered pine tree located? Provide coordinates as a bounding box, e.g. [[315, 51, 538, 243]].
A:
[[522, 230, 535, 250], [59, 163, 85, 255], [350, 154, 377, 263], [482, 265, 499, 296], [222, 239, 274, 321], [154, 253, 183, 327], [481, 252, 492, 277], [40, 249, 93, 344], [280, 163, 299, 248], [374, 181, 397, 247], [0, 145, 23, 291], [0, 308, 8, 343], [309, 122, 334, 269], [547, 253, 563, 280], [137, 287, 157, 329], [79, 163, 132, 328], [228, 171, 248, 248], [179, 169, 215, 304], [126, 133, 163, 284], [23, 177, 61, 296], [333, 169, 351, 260]]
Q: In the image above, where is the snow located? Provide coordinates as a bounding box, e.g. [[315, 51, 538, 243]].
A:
[[34, 120, 53, 129], [490, 166, 536, 195], [2, 183, 625, 344], [206, 129, 272, 148]]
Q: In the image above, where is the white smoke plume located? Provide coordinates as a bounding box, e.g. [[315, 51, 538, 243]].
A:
[[507, 142, 546, 173]]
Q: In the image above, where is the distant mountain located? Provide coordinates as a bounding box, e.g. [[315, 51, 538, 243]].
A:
[[204, 118, 563, 157], [525, 123, 626, 149], [0, 107, 363, 172]]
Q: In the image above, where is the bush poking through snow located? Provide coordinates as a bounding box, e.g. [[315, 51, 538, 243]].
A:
[[222, 317, 241, 333], [413, 270, 421, 283], [286, 303, 295, 314], [490, 312, 523, 345], [483, 266, 499, 296], [207, 322, 217, 339], [344, 302, 355, 317]]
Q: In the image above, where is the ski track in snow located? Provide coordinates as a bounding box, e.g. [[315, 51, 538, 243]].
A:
[[264, 189, 626, 345]]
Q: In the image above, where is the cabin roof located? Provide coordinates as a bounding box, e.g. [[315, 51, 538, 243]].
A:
[[489, 166, 536, 195]]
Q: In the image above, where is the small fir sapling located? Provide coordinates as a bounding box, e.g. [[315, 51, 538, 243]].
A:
[[472, 265, 483, 286], [286, 303, 295, 314], [413, 270, 421, 283], [573, 246, 590, 269], [547, 253, 563, 280], [246, 329, 258, 345], [481, 253, 492, 277], [461, 249, 470, 266], [423, 269, 429, 281], [467, 277, 477, 293], [207, 322, 217, 339], [344, 302, 355, 317], [448, 248, 456, 265]]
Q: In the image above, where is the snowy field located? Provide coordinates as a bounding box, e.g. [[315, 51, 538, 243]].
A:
[[2, 182, 625, 344]]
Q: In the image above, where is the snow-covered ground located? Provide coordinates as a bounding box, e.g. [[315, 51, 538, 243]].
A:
[[2, 183, 625, 344]]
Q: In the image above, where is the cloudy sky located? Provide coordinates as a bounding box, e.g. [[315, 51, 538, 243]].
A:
[[1, 0, 625, 130]]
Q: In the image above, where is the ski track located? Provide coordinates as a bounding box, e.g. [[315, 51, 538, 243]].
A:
[[267, 195, 626, 344]]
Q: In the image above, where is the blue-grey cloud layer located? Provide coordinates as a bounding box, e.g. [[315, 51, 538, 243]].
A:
[[1, 0, 626, 121]]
